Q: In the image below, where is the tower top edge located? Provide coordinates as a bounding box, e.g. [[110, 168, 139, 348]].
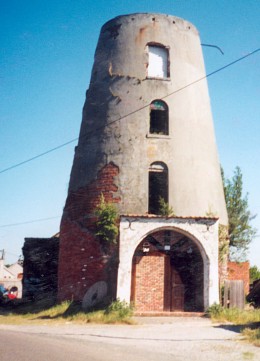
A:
[[101, 13, 198, 34]]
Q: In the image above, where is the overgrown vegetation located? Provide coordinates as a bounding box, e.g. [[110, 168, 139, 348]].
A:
[[0, 299, 134, 325], [95, 194, 118, 245], [158, 197, 175, 217], [207, 304, 260, 346], [221, 167, 257, 261], [105, 299, 133, 319], [250, 265, 260, 283], [218, 224, 229, 262]]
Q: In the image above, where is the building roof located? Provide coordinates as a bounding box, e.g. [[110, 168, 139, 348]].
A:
[[120, 214, 219, 220]]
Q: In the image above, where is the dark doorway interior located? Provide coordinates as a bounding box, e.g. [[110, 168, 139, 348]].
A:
[[167, 238, 204, 312]]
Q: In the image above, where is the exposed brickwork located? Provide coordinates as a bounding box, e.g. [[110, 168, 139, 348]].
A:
[[64, 162, 120, 224], [227, 261, 250, 294], [58, 162, 120, 302], [132, 252, 166, 312]]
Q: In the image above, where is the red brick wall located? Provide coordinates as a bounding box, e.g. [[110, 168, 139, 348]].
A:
[[227, 261, 250, 294], [63, 162, 120, 224], [132, 252, 166, 312], [58, 162, 120, 302]]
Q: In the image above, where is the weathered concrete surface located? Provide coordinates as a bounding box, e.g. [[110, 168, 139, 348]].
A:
[[0, 317, 259, 361], [68, 13, 228, 224], [58, 13, 228, 305]]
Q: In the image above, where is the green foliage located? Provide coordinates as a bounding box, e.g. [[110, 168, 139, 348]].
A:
[[250, 265, 260, 283], [222, 166, 257, 261], [0, 300, 134, 325], [207, 302, 224, 317], [243, 328, 260, 347], [105, 299, 133, 319], [207, 305, 260, 324], [95, 194, 118, 245], [207, 306, 260, 346], [205, 208, 217, 217], [158, 197, 175, 217], [218, 225, 229, 262]]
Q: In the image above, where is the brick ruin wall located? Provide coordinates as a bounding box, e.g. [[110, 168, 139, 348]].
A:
[[58, 162, 120, 302], [227, 261, 250, 294]]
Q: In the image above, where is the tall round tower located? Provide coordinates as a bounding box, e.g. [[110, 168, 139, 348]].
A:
[[58, 13, 228, 310]]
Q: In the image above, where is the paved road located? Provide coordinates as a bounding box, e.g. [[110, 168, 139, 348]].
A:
[[1, 317, 259, 361]]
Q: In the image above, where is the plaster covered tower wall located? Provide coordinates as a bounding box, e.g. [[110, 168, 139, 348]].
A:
[[58, 13, 228, 303]]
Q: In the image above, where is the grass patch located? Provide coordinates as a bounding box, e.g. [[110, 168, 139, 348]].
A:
[[243, 351, 254, 360], [242, 328, 260, 347], [207, 303, 260, 346], [0, 299, 134, 325]]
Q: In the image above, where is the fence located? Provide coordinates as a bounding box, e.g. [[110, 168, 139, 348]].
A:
[[223, 280, 244, 309]]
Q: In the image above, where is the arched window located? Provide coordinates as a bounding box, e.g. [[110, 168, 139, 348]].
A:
[[148, 162, 168, 214], [147, 44, 169, 78], [150, 100, 169, 135]]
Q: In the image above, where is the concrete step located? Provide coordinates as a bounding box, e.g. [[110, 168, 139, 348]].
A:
[[134, 311, 206, 317]]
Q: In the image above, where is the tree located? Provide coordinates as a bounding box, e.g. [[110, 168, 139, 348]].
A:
[[222, 166, 257, 261], [250, 265, 260, 283]]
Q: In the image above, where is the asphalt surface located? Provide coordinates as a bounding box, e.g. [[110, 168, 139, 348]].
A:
[[1, 317, 259, 361]]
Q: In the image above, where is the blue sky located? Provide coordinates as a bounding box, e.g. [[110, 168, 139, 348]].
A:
[[0, 0, 259, 267]]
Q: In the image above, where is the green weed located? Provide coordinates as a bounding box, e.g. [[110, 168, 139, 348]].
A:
[[207, 305, 260, 347], [0, 299, 134, 325]]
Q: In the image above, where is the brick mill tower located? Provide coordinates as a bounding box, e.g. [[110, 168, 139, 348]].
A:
[[58, 13, 228, 312]]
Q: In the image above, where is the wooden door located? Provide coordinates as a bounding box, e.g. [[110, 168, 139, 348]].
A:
[[171, 267, 184, 311]]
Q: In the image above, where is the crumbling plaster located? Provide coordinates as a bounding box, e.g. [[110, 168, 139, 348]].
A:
[[117, 216, 220, 310], [58, 13, 228, 306], [68, 13, 227, 224]]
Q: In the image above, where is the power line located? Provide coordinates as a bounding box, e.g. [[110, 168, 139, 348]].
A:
[[0, 49, 259, 230], [0, 48, 259, 176], [0, 138, 78, 175], [0, 216, 61, 228]]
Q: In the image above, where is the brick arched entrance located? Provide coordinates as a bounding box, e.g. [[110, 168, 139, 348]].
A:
[[130, 230, 204, 312], [117, 216, 219, 311]]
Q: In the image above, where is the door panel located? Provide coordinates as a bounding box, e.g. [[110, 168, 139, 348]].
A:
[[171, 267, 184, 311]]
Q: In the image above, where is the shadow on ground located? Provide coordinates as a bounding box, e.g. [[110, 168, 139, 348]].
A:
[[214, 322, 260, 334]]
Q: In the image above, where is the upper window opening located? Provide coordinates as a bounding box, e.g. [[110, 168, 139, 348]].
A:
[[150, 100, 169, 135], [148, 162, 168, 214], [147, 45, 169, 78]]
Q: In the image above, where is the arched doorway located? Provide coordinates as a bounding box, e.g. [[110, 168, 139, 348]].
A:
[[131, 229, 204, 312]]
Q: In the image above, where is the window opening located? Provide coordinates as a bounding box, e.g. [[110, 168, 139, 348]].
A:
[[148, 162, 168, 214], [150, 100, 169, 135], [147, 45, 169, 78]]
